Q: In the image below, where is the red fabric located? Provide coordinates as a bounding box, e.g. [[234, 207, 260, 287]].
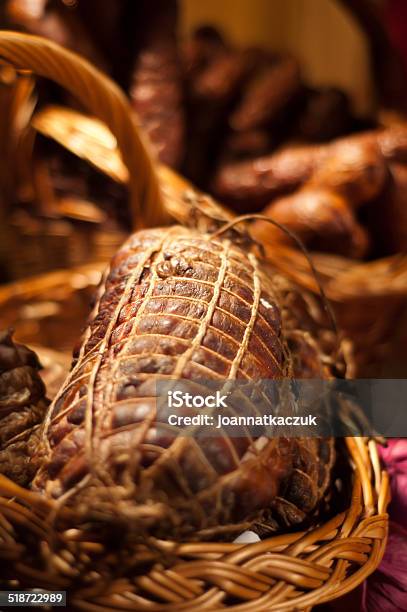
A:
[[379, 439, 407, 526], [362, 440, 407, 611]]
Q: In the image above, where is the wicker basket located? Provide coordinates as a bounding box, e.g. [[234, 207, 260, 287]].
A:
[[0, 438, 390, 611], [8, 29, 405, 375], [0, 31, 390, 610], [1, 0, 406, 285], [0, 273, 391, 609], [0, 27, 167, 281], [0, 5, 406, 377]]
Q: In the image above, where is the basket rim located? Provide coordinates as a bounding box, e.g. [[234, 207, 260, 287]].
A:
[[0, 437, 390, 611]]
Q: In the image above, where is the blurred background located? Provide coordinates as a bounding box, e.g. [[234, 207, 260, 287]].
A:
[[0, 0, 406, 383], [182, 0, 375, 114]]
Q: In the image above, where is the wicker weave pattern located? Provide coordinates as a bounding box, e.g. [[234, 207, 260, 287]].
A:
[[0, 438, 389, 610]]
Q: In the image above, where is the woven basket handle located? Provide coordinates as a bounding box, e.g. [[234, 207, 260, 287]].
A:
[[0, 30, 168, 229]]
